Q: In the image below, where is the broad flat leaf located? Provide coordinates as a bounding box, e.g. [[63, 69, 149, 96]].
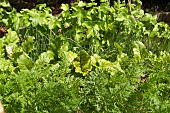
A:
[[66, 51, 77, 63], [134, 41, 148, 59], [5, 29, 19, 44], [73, 50, 92, 76], [36, 50, 55, 64], [133, 41, 143, 60], [98, 59, 124, 74], [58, 43, 69, 58], [112, 61, 124, 73], [2, 19, 8, 25], [91, 54, 101, 67], [133, 48, 141, 60], [56, 20, 61, 28], [79, 50, 91, 71], [91, 54, 124, 74], [77, 10, 84, 25], [17, 53, 34, 71]]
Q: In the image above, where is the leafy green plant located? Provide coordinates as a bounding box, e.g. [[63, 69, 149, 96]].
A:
[[1, 0, 170, 112]]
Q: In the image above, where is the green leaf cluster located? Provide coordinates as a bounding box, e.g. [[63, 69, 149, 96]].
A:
[[0, 0, 170, 112]]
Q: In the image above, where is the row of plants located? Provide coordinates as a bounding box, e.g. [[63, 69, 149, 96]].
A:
[[1, 0, 170, 112]]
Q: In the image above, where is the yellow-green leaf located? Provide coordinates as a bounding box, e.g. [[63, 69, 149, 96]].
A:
[[73, 50, 92, 76]]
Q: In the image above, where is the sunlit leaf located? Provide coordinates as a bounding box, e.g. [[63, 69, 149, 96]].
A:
[[5, 29, 19, 44], [17, 52, 34, 71], [66, 51, 77, 63], [36, 50, 55, 64], [0, 0, 10, 7], [61, 4, 69, 11], [116, 16, 126, 21], [73, 50, 92, 76], [78, 1, 86, 7]]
